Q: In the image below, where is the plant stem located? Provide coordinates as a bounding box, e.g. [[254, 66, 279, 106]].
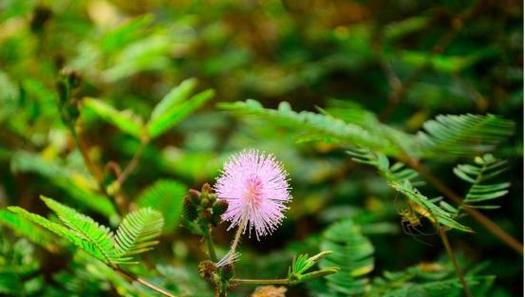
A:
[[405, 157, 523, 255], [114, 267, 177, 297], [436, 226, 473, 297], [118, 139, 148, 185], [68, 124, 104, 183], [230, 278, 290, 285], [230, 269, 336, 286], [223, 214, 248, 261], [68, 123, 127, 215], [203, 225, 218, 262]]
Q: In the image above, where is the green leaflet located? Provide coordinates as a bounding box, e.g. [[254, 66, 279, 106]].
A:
[[114, 208, 164, 264], [416, 114, 514, 157], [83, 98, 145, 139], [42, 197, 118, 263], [347, 149, 471, 232], [220, 99, 401, 155], [136, 179, 187, 232], [320, 220, 375, 296], [389, 180, 472, 232], [147, 88, 214, 138], [150, 78, 198, 120], [454, 154, 510, 212], [7, 197, 163, 266], [0, 209, 54, 249]]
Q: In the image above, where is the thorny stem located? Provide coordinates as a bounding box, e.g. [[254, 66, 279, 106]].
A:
[[436, 227, 473, 297], [114, 266, 177, 297], [403, 157, 523, 255]]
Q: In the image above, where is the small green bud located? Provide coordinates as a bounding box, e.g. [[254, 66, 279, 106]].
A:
[[188, 189, 201, 205], [212, 200, 228, 216], [201, 183, 212, 194]]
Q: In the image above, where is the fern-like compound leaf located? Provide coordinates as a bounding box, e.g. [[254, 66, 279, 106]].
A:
[[347, 149, 470, 232], [320, 220, 374, 296], [454, 154, 510, 211], [220, 99, 401, 155], [114, 208, 164, 264], [41, 197, 118, 263], [7, 206, 115, 263], [416, 114, 514, 157]]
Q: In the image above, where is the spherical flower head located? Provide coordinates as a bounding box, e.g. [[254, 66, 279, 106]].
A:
[[214, 149, 292, 239]]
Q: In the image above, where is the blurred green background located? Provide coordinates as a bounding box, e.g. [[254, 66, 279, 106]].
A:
[[0, 0, 522, 296]]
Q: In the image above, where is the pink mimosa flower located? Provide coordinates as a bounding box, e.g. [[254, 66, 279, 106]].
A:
[[214, 149, 292, 239]]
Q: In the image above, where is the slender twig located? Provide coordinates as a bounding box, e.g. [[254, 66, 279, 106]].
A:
[[437, 226, 473, 297], [230, 269, 335, 286], [230, 278, 290, 285], [118, 139, 148, 185], [403, 157, 523, 255], [68, 124, 104, 183], [114, 266, 177, 297], [203, 226, 218, 262], [230, 216, 248, 253]]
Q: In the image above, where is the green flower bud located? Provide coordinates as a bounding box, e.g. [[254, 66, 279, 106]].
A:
[[212, 200, 228, 216]]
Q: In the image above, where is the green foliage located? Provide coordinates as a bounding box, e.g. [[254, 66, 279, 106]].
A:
[[389, 180, 472, 232], [136, 179, 187, 232], [10, 151, 117, 218], [114, 208, 163, 263], [347, 149, 471, 232], [220, 99, 401, 155], [0, 209, 54, 249], [148, 78, 215, 138], [0, 238, 42, 296], [84, 79, 214, 140], [369, 262, 494, 297], [83, 98, 145, 139], [454, 154, 510, 211], [319, 220, 375, 296], [222, 100, 515, 160], [0, 0, 521, 296], [288, 251, 337, 283], [416, 114, 515, 157], [8, 197, 163, 266]]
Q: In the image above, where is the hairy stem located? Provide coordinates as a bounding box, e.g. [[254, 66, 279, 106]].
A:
[[405, 158, 523, 254], [437, 227, 473, 297], [115, 267, 177, 297]]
